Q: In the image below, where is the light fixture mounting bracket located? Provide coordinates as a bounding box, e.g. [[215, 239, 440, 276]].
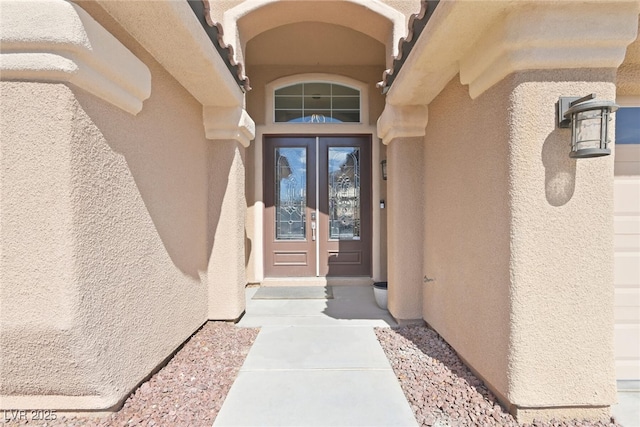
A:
[[557, 94, 596, 128]]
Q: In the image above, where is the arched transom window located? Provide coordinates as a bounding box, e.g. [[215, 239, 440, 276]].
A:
[[274, 82, 360, 123]]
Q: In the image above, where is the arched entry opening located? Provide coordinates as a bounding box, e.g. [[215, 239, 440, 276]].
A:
[[228, 0, 408, 284], [221, 0, 408, 67]]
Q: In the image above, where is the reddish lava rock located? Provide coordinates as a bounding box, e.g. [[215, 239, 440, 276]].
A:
[[375, 325, 621, 427], [10, 322, 258, 427]]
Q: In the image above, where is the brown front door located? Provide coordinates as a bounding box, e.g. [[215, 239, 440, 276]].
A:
[[264, 135, 372, 277]]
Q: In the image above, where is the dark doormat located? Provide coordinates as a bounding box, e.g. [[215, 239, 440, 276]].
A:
[[252, 286, 334, 300]]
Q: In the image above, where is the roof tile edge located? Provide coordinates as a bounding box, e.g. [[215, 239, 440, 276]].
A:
[[378, 0, 440, 94], [188, 0, 251, 92]]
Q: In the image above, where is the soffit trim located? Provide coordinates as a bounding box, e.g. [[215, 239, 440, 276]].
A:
[[95, 0, 244, 108], [377, 104, 428, 146], [383, 1, 640, 107], [203, 107, 256, 147], [0, 0, 151, 115], [459, 2, 640, 100]]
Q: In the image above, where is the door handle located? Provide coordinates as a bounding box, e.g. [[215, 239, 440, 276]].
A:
[[311, 220, 316, 241]]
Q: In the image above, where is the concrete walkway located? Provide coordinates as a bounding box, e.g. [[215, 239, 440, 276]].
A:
[[213, 286, 418, 427], [213, 286, 639, 427]]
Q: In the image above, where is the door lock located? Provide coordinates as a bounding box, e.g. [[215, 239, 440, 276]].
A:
[[310, 212, 317, 241]]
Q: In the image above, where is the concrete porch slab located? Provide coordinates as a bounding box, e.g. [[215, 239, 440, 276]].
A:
[[252, 286, 334, 299], [237, 315, 396, 327], [238, 285, 397, 327]]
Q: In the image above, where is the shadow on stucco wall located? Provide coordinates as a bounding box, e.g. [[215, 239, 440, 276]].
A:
[[71, 82, 212, 281], [542, 129, 576, 207], [245, 229, 252, 270], [513, 67, 617, 208], [0, 1, 240, 409], [206, 140, 242, 267]]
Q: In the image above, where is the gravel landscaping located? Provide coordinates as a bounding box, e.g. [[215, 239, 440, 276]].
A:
[[7, 322, 258, 427], [375, 324, 621, 427], [6, 321, 623, 427]]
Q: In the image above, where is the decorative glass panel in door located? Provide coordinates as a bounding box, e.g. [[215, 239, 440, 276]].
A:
[[328, 147, 360, 240], [275, 147, 307, 240]]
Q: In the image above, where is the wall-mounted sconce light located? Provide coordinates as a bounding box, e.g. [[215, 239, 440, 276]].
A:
[[557, 93, 618, 158], [380, 160, 387, 180]]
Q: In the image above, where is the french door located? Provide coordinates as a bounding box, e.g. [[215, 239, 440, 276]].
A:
[[264, 135, 372, 277]]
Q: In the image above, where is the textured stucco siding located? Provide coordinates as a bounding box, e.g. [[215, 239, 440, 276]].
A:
[[618, 16, 640, 96], [507, 69, 617, 408], [1, 82, 92, 397], [207, 140, 247, 320], [1, 16, 212, 410], [421, 70, 617, 418], [387, 137, 424, 320], [421, 77, 512, 401]]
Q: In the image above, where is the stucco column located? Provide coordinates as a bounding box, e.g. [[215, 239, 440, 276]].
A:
[[378, 105, 428, 322], [506, 70, 618, 421], [386, 138, 425, 321], [453, 3, 639, 422], [206, 141, 247, 320], [204, 107, 255, 320]]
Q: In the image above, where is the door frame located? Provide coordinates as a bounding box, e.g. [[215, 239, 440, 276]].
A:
[[247, 74, 384, 284], [250, 127, 383, 283], [263, 134, 373, 278]]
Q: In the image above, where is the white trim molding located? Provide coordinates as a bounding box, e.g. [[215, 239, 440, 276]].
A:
[[460, 2, 640, 99], [377, 104, 428, 145], [203, 107, 255, 147], [0, 0, 151, 115]]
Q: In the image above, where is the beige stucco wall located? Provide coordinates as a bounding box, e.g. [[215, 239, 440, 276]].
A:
[[0, 78, 207, 410], [0, 4, 244, 409], [618, 16, 640, 97], [1, 83, 91, 400], [507, 70, 616, 417], [421, 77, 512, 399], [387, 137, 424, 321], [421, 69, 617, 421], [207, 140, 247, 319]]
